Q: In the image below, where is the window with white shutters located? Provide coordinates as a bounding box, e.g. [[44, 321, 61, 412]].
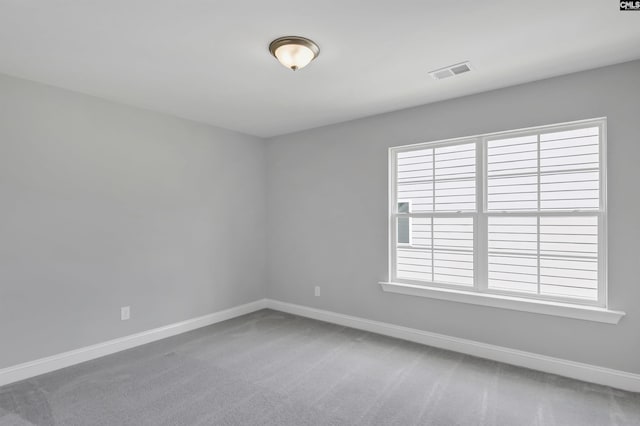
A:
[[389, 118, 607, 307], [394, 141, 476, 288]]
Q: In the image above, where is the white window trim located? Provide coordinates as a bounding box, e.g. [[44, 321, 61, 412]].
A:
[[384, 117, 625, 324], [378, 281, 624, 324]]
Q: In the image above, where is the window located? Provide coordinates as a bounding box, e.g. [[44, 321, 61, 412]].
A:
[[389, 118, 607, 307], [396, 200, 412, 244]]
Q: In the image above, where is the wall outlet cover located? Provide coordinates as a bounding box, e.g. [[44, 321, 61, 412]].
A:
[[121, 306, 131, 321]]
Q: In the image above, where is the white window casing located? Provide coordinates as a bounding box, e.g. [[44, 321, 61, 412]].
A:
[[382, 118, 625, 324]]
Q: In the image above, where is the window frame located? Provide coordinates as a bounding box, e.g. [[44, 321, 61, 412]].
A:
[[390, 137, 479, 292], [388, 117, 608, 309]]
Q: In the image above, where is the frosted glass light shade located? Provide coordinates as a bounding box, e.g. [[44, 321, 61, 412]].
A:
[[269, 36, 320, 71], [274, 44, 315, 70]]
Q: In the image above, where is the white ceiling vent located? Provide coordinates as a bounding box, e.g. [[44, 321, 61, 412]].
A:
[[429, 61, 473, 80]]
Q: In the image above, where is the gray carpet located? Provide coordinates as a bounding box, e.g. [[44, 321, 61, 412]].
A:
[[1, 309, 639, 426]]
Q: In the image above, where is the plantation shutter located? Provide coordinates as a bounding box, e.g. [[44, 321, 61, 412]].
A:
[[395, 142, 476, 287], [486, 126, 601, 301]]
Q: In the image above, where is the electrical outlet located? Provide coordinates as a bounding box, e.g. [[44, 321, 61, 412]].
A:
[[314, 286, 320, 297], [121, 306, 130, 321]]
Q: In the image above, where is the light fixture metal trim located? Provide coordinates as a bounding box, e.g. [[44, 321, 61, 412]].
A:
[[269, 36, 320, 71]]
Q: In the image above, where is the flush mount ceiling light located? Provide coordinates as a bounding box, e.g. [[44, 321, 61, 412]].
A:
[[269, 36, 320, 71]]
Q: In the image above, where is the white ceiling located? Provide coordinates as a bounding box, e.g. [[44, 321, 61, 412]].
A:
[[1, 1, 639, 138]]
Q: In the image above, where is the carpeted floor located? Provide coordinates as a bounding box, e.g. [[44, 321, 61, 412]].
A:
[[1, 309, 639, 425]]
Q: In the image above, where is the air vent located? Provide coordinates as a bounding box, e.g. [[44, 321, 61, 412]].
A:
[[429, 61, 472, 80]]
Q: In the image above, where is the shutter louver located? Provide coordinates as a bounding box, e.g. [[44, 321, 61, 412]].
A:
[[539, 216, 598, 300], [433, 217, 474, 286], [395, 142, 475, 287], [539, 127, 600, 211], [488, 216, 538, 294], [391, 119, 604, 306], [487, 127, 600, 212], [486, 126, 601, 301], [487, 135, 538, 211]]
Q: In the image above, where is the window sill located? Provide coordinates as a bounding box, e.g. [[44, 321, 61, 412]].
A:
[[379, 282, 625, 324]]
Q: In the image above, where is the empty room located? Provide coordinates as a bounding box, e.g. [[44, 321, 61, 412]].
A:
[[1, 1, 640, 425]]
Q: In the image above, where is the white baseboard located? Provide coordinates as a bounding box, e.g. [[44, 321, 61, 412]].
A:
[[3, 298, 638, 393], [265, 299, 640, 393], [0, 299, 268, 388]]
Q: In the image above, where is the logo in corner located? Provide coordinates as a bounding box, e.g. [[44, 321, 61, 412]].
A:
[[620, 1, 640, 10]]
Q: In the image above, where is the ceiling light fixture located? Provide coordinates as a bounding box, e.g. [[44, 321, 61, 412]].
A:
[[269, 36, 320, 71]]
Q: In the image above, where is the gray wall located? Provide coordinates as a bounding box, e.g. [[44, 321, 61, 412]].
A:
[[0, 74, 267, 369], [266, 60, 640, 373], [2, 60, 639, 375]]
